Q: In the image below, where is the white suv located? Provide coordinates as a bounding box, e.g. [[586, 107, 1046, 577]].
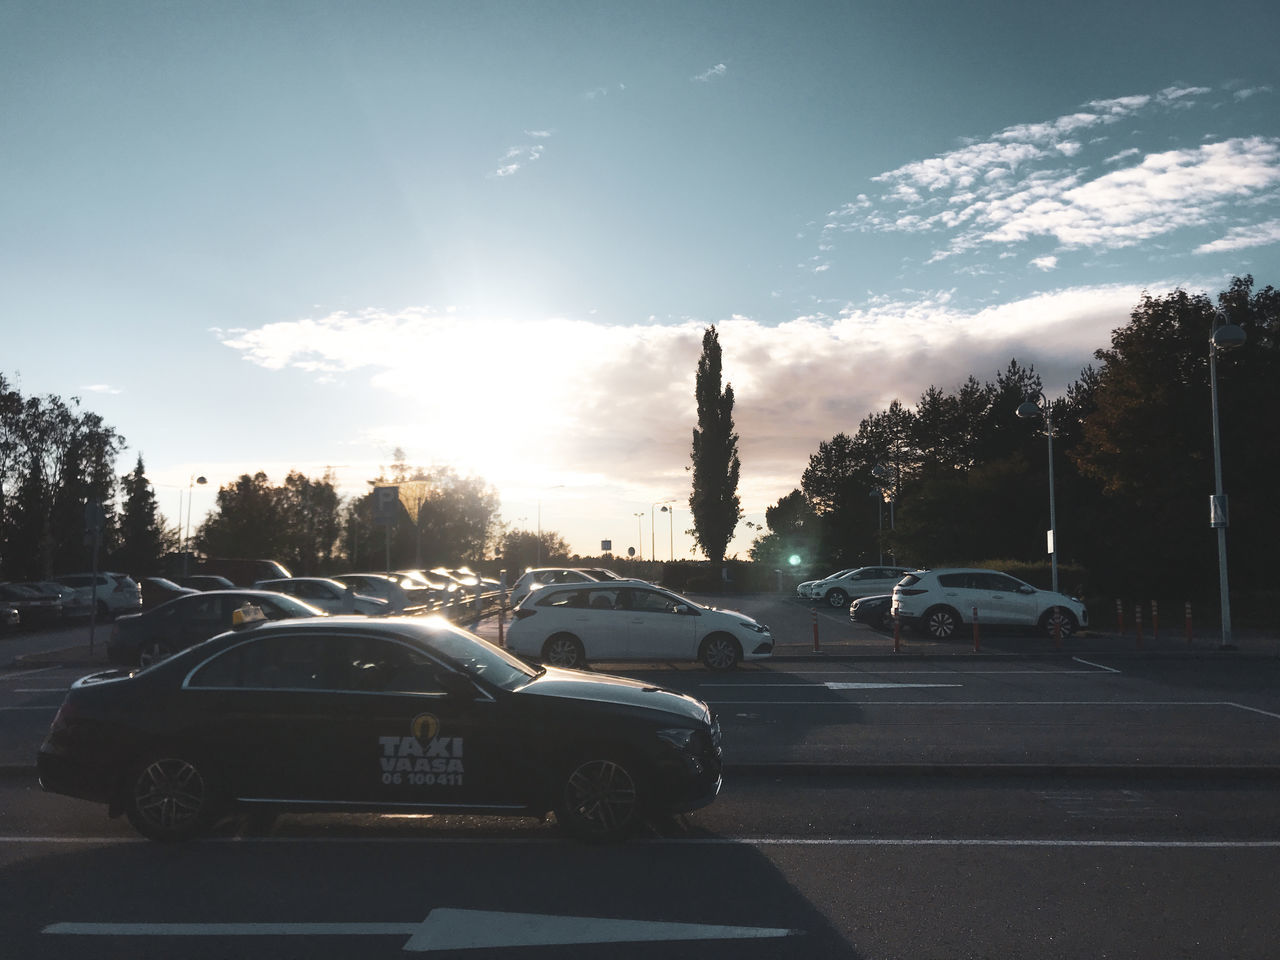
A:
[[807, 565, 912, 608], [506, 579, 773, 670], [892, 568, 1087, 640]]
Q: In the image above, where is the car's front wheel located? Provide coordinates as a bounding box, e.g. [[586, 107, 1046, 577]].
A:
[[826, 588, 850, 608], [124, 754, 221, 841], [542, 633, 586, 669], [699, 633, 741, 670], [555, 755, 643, 842], [1040, 607, 1078, 639], [922, 606, 960, 640]]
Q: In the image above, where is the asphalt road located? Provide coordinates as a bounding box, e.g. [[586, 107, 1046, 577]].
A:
[[3, 600, 1279, 957]]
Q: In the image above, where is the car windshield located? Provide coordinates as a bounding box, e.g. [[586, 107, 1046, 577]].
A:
[[254, 593, 328, 618], [414, 620, 539, 690]]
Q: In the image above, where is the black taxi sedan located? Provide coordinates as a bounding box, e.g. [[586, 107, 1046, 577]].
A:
[[38, 615, 723, 842]]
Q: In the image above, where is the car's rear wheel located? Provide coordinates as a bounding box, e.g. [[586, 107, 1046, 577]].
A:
[[922, 605, 960, 639], [137, 640, 173, 668], [1040, 607, 1078, 639], [543, 633, 586, 669], [826, 588, 850, 608], [699, 633, 741, 670], [124, 755, 221, 841], [555, 755, 643, 842]]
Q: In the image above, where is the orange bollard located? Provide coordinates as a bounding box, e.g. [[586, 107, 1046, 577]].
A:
[[972, 606, 980, 652], [812, 609, 820, 652], [1115, 598, 1124, 634], [893, 614, 901, 654], [1134, 603, 1143, 649], [1185, 601, 1193, 648], [1151, 600, 1159, 642]]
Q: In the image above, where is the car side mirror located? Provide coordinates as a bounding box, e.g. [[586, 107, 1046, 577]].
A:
[[1018, 585, 1036, 595]]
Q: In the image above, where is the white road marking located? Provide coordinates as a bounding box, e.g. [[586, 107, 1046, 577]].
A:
[[45, 909, 798, 951], [824, 682, 963, 690], [1225, 701, 1280, 720], [1072, 657, 1122, 673], [705, 700, 1280, 712]]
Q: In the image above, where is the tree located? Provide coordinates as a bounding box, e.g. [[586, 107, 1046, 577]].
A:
[[499, 528, 570, 572], [688, 326, 741, 564], [1072, 277, 1280, 596], [196, 472, 287, 560], [114, 455, 166, 576]]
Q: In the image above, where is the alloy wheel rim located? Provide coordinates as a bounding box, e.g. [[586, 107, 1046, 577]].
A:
[[134, 759, 206, 830], [564, 760, 637, 833]]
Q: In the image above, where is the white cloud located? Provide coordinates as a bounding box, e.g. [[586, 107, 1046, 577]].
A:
[[1194, 218, 1280, 254], [829, 85, 1280, 264], [693, 63, 727, 82], [1030, 256, 1058, 271], [80, 383, 121, 394], [218, 284, 1148, 536], [491, 142, 546, 178]]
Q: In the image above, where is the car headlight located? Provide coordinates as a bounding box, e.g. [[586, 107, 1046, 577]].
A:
[[736, 621, 767, 633], [656, 728, 696, 751]]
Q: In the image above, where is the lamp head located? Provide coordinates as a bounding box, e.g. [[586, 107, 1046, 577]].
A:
[[1211, 324, 1246, 351]]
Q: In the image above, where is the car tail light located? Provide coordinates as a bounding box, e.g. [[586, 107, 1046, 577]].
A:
[[513, 609, 537, 620], [896, 588, 928, 596]]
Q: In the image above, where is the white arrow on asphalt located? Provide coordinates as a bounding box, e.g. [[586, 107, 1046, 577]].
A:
[[46, 908, 799, 951], [824, 682, 962, 690]]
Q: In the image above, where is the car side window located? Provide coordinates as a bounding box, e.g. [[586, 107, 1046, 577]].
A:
[[340, 637, 447, 694], [626, 589, 677, 614], [189, 635, 331, 690], [937, 573, 969, 588]]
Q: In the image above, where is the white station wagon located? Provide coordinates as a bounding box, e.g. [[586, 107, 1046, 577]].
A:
[[506, 579, 773, 670]]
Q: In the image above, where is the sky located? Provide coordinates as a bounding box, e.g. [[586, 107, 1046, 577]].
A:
[[3, 0, 1279, 566]]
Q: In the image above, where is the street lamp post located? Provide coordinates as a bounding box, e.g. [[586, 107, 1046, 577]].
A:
[[660, 504, 675, 561], [1016, 393, 1058, 594], [633, 512, 645, 560], [652, 500, 675, 563], [1209, 313, 1246, 649], [183, 475, 207, 576]]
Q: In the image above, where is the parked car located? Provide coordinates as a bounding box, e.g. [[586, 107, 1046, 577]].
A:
[[1, 604, 18, 631], [430, 567, 501, 594], [177, 574, 236, 591], [891, 568, 1088, 640], [807, 566, 912, 608], [0, 583, 62, 626], [51, 572, 141, 618], [849, 593, 894, 631], [508, 567, 607, 606], [107, 589, 328, 666], [38, 616, 724, 842], [16, 580, 94, 619], [332, 573, 435, 613], [796, 568, 856, 599], [193, 558, 291, 587], [253, 577, 390, 615], [506, 578, 773, 670], [139, 577, 198, 610]]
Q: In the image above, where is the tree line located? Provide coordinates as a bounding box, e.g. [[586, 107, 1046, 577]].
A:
[[748, 276, 1279, 605], [3, 277, 1274, 603]]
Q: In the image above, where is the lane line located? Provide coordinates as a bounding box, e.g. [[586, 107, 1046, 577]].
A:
[[7, 835, 1279, 849], [1225, 701, 1280, 720], [1072, 657, 1122, 673]]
